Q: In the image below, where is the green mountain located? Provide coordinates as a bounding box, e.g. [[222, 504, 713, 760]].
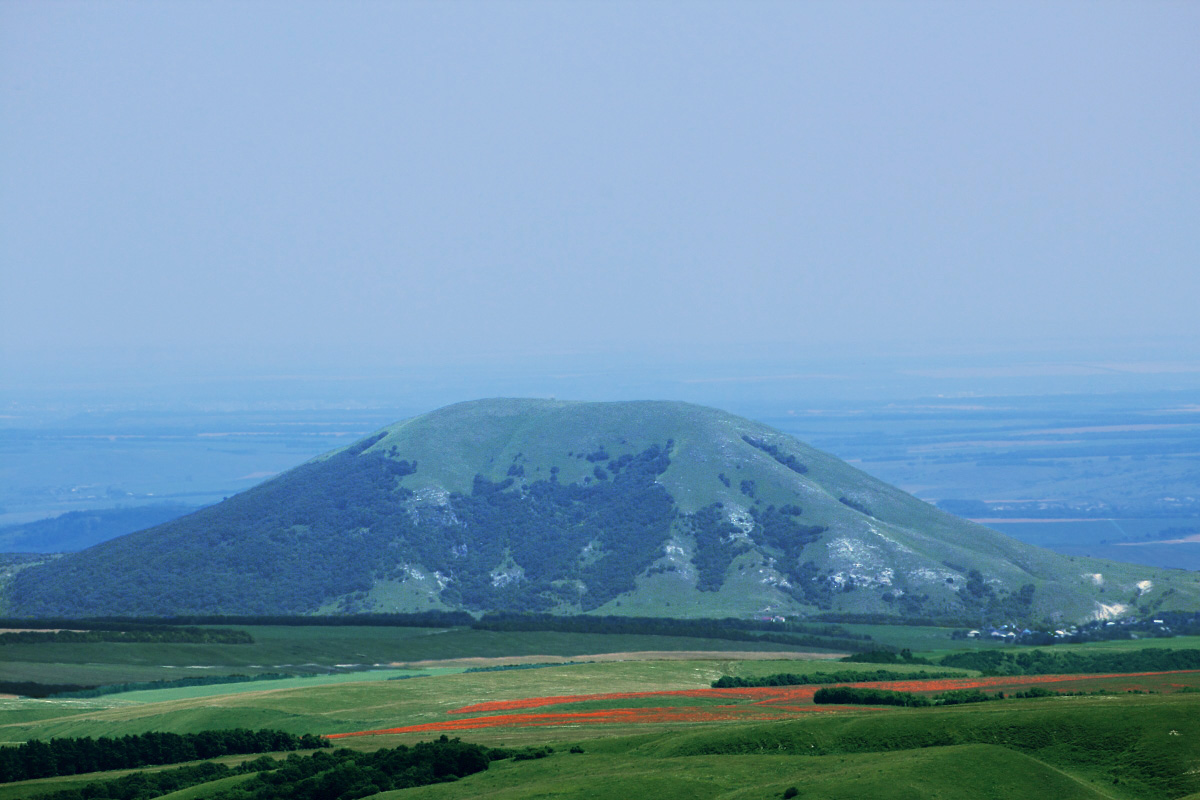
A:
[[5, 399, 1197, 622]]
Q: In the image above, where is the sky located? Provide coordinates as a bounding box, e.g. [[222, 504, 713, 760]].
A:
[[2, 1, 1199, 392]]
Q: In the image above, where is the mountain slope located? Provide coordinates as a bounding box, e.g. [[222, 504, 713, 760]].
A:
[[5, 399, 1197, 622]]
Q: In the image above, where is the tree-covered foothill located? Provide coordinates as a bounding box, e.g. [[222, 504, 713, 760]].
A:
[[0, 730, 328, 783], [955, 569, 1037, 622], [937, 647, 1200, 676]]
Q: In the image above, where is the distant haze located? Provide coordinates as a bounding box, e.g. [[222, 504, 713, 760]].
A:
[[2, 1, 1198, 388]]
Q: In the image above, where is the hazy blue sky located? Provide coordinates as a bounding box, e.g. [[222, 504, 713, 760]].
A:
[[3, 1, 1198, 386]]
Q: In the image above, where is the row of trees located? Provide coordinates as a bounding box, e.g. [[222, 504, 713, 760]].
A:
[[473, 612, 866, 639], [938, 646, 1200, 676], [206, 738, 504, 800], [28, 737, 507, 800], [741, 436, 809, 474], [0, 730, 327, 783], [0, 627, 252, 646], [711, 668, 960, 688]]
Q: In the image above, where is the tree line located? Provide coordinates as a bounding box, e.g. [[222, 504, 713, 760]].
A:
[[711, 669, 963, 688], [0, 730, 327, 783], [29, 737, 510, 800], [937, 647, 1200, 676], [813, 686, 931, 707], [0, 613, 476, 629], [0, 627, 252, 646], [471, 612, 877, 652], [51, 673, 294, 699]]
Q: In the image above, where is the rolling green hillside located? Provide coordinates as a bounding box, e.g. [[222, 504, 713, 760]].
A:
[[4, 399, 1198, 622]]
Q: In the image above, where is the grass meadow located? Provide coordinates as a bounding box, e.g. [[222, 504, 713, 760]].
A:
[[3, 626, 1200, 799], [0, 625, 814, 687]]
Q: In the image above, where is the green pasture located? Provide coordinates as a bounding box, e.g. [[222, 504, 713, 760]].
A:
[[1, 655, 1199, 799], [0, 625, 816, 686], [0, 658, 974, 741], [383, 693, 1200, 800], [154, 773, 257, 800], [1047, 634, 1200, 653], [8, 621, 1192, 692], [390, 746, 1115, 800], [75, 668, 456, 705], [833, 624, 989, 653], [0, 751, 298, 800]]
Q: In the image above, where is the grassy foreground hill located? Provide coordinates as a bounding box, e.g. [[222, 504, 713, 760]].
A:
[[2, 646, 1198, 800], [4, 399, 1198, 621]]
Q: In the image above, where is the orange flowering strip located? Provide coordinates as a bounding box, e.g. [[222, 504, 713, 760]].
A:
[[327, 704, 839, 738], [327, 669, 1200, 739], [447, 670, 1199, 716]]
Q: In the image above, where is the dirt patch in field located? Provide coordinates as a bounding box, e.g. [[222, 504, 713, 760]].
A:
[[392, 650, 847, 669]]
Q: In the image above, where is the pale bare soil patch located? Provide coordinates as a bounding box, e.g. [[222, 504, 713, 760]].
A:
[[393, 650, 846, 669]]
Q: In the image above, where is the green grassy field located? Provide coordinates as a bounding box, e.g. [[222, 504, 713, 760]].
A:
[[361, 692, 1200, 799], [0, 625, 823, 687], [0, 657, 893, 740], [386, 745, 1120, 800], [6, 692, 1198, 799], [0, 751, 311, 800], [4, 628, 1200, 799]]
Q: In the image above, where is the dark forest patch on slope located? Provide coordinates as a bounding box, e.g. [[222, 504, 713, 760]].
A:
[[406, 443, 676, 611], [9, 444, 679, 616]]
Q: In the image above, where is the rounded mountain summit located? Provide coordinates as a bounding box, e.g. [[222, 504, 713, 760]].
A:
[[7, 399, 1197, 622]]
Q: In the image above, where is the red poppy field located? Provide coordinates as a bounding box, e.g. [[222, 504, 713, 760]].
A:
[[327, 668, 1200, 739]]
